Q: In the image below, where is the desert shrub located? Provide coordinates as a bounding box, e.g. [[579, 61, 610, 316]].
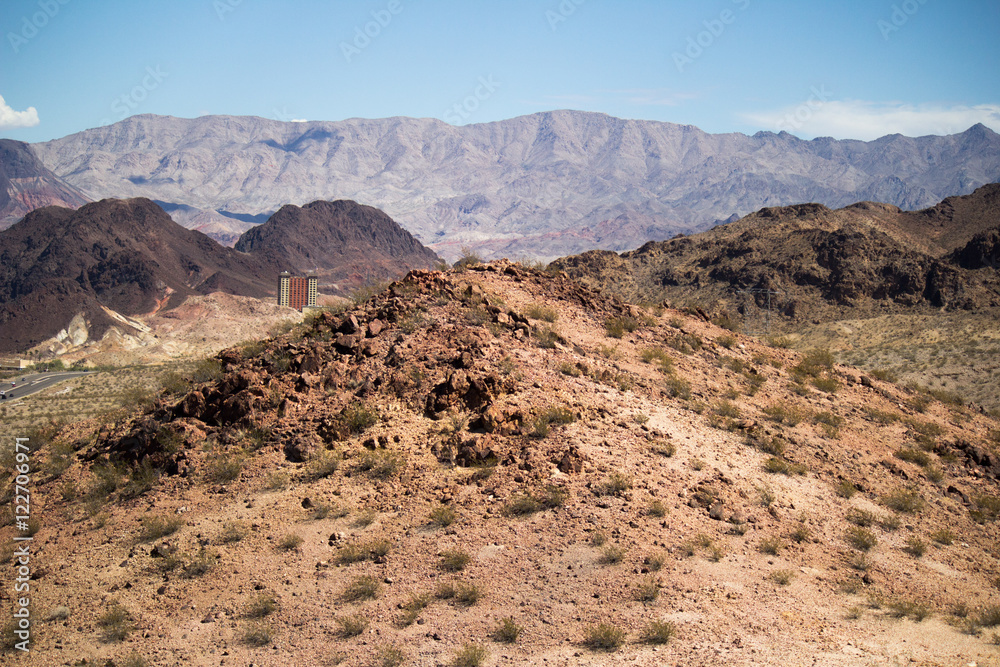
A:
[[880, 487, 924, 514], [342, 575, 381, 602], [502, 494, 542, 517], [768, 569, 795, 586], [930, 528, 955, 545], [635, 576, 660, 602], [599, 544, 626, 564], [641, 620, 676, 645], [887, 599, 932, 622], [835, 480, 858, 499], [594, 472, 632, 497], [845, 526, 877, 551], [429, 504, 458, 527], [356, 450, 406, 479], [864, 407, 901, 424], [716, 334, 737, 349], [525, 303, 558, 322], [139, 515, 183, 542], [790, 524, 812, 543], [845, 507, 877, 527], [205, 452, 243, 483], [341, 401, 379, 434], [245, 593, 277, 619], [558, 362, 582, 377], [277, 533, 303, 552], [534, 325, 560, 348], [435, 580, 481, 606], [758, 536, 784, 555], [531, 405, 575, 438], [972, 494, 1000, 521], [714, 400, 740, 418], [793, 348, 835, 377], [762, 404, 806, 426], [98, 602, 133, 642], [904, 536, 926, 557], [895, 448, 931, 467], [648, 499, 668, 517], [589, 531, 607, 547], [182, 547, 218, 577], [663, 374, 692, 399], [493, 617, 522, 643], [375, 646, 407, 667], [869, 368, 898, 382], [583, 623, 627, 651], [604, 316, 639, 338], [439, 549, 471, 572], [398, 593, 430, 627], [336, 614, 369, 638], [307, 450, 341, 480], [812, 376, 839, 393], [452, 644, 489, 667], [241, 621, 274, 647]]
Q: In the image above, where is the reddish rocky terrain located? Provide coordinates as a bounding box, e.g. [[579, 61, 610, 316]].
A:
[[4, 261, 1000, 666]]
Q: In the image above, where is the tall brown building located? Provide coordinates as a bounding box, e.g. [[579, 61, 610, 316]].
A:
[[278, 272, 318, 311]]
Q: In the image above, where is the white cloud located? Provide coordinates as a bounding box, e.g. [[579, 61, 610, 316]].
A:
[[743, 100, 1000, 141], [0, 94, 40, 129]]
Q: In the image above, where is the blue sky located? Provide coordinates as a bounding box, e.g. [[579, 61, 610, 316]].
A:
[[2, 0, 999, 143]]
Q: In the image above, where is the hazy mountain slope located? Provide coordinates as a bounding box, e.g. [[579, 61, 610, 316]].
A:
[[0, 198, 274, 353], [0, 139, 88, 228], [32, 112, 1000, 260], [234, 199, 442, 291]]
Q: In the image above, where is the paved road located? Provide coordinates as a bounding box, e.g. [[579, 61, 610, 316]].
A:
[[0, 371, 91, 402]]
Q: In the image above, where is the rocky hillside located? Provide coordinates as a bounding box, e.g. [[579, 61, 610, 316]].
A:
[[32, 112, 1000, 260], [234, 199, 442, 292], [551, 184, 1000, 324], [0, 198, 274, 354], [0, 139, 88, 228], [6, 261, 1000, 665]]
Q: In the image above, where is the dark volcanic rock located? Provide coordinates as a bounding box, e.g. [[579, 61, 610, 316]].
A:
[[0, 198, 274, 353], [235, 199, 441, 294]]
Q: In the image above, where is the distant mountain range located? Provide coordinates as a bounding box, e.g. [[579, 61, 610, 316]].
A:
[[551, 184, 1000, 324], [30, 111, 1000, 260], [0, 198, 440, 353], [0, 139, 88, 226]]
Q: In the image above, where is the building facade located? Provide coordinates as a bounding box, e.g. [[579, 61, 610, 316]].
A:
[[278, 272, 318, 311]]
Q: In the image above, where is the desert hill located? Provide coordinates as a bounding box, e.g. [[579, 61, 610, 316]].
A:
[[551, 184, 1000, 324], [0, 139, 88, 228], [234, 199, 442, 292], [6, 260, 1000, 665], [32, 112, 1000, 260], [0, 198, 275, 354]]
